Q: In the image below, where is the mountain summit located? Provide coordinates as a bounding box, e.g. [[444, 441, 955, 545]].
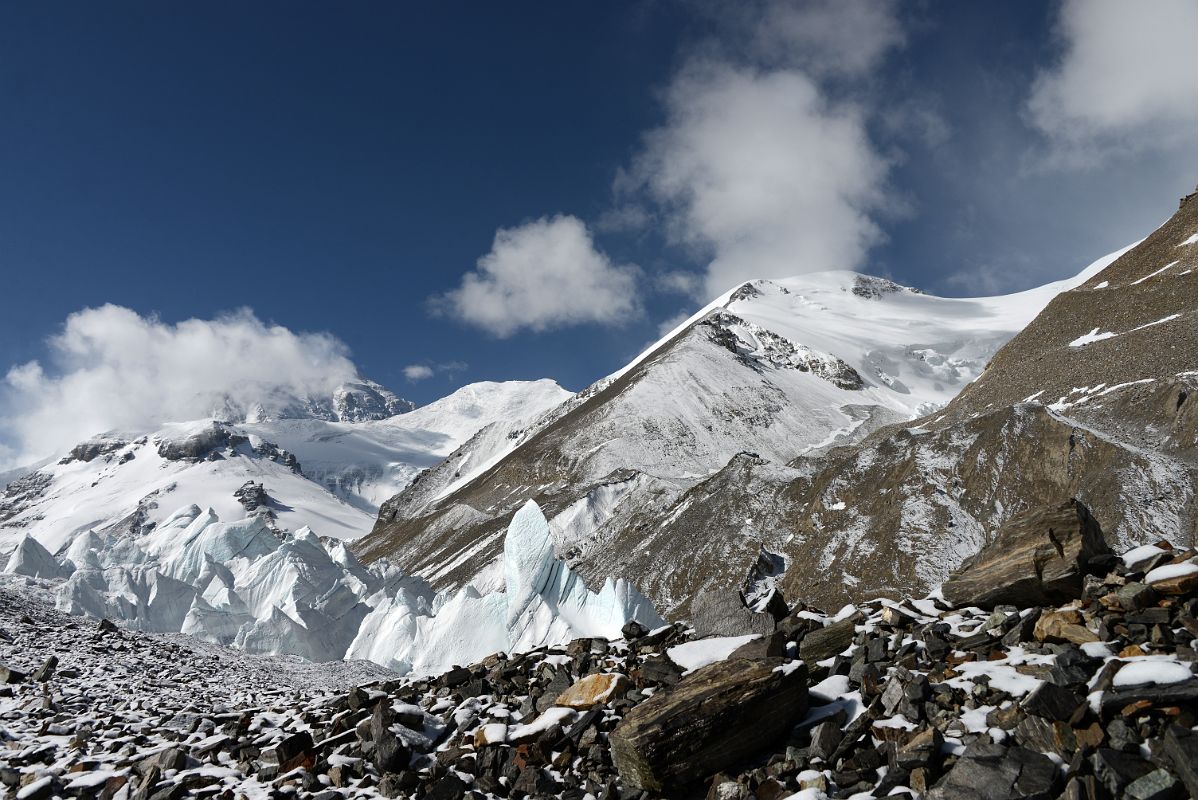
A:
[[356, 252, 1122, 614]]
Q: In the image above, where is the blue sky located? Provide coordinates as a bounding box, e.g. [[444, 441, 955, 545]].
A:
[[2, 1, 1197, 462]]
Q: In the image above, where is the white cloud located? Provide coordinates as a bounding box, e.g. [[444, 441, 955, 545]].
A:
[[656, 311, 693, 337], [655, 270, 704, 296], [435, 215, 641, 337], [403, 364, 435, 381], [629, 61, 891, 298], [1028, 0, 1198, 159], [750, 0, 905, 78], [402, 362, 467, 382], [0, 305, 358, 467]]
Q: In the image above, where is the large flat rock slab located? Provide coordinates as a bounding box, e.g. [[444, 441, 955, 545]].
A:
[[609, 658, 808, 792], [942, 499, 1109, 610]]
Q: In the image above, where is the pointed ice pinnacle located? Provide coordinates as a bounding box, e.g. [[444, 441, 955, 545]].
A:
[[4, 534, 64, 579]]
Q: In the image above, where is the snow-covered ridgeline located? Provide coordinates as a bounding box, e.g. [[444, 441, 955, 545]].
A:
[[2, 500, 661, 676]]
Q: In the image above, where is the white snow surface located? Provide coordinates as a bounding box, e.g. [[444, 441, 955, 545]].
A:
[[1112, 658, 1194, 687], [1145, 561, 1198, 585], [549, 247, 1130, 489], [238, 379, 570, 511], [4, 499, 661, 676], [666, 634, 760, 673]]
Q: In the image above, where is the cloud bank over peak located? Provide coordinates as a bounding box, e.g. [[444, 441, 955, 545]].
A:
[[619, 0, 905, 300], [0, 305, 359, 467], [628, 61, 890, 298]]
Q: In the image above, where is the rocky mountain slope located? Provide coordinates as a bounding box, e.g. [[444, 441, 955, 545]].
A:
[[357, 247, 1131, 612], [639, 188, 1198, 617], [4, 502, 1197, 800]]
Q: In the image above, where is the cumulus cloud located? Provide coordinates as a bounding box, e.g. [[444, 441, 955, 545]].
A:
[[1028, 0, 1198, 160], [403, 364, 435, 381], [628, 61, 891, 298], [0, 305, 359, 467], [434, 215, 641, 337]]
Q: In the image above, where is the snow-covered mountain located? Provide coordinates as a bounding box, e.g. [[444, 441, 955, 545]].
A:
[[0, 374, 626, 674], [0, 379, 571, 558], [360, 188, 1194, 621], [358, 254, 1122, 612], [238, 379, 571, 512]]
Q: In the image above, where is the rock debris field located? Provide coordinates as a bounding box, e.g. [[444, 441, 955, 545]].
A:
[[3, 501, 1198, 800]]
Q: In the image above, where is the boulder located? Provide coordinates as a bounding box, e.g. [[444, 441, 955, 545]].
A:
[[799, 614, 861, 664], [609, 658, 808, 792], [1161, 726, 1198, 797], [0, 663, 26, 684], [1034, 609, 1098, 644], [690, 587, 777, 637], [927, 742, 1059, 799], [1146, 561, 1198, 596], [941, 500, 1109, 610], [32, 655, 58, 683], [555, 673, 631, 709]]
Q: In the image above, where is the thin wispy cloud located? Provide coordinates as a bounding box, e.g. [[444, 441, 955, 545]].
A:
[[403, 361, 468, 382]]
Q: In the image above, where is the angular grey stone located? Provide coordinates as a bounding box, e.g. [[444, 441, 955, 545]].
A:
[[1125, 769, 1184, 800], [690, 587, 776, 638], [799, 614, 861, 664]]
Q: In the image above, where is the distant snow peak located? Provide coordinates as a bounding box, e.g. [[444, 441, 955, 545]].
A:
[[244, 378, 415, 424], [4, 499, 661, 676], [329, 380, 416, 422]]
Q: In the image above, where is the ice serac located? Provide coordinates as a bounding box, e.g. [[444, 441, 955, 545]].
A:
[[4, 535, 64, 579], [346, 500, 662, 675], [5, 499, 662, 676]]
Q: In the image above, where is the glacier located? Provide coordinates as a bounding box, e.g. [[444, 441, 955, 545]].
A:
[[3, 499, 661, 676]]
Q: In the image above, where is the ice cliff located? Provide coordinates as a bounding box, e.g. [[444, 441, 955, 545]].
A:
[[3, 499, 662, 675]]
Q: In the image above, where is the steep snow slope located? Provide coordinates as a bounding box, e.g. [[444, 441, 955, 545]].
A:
[[624, 192, 1198, 615], [3, 499, 661, 675], [361, 257, 1120, 602]]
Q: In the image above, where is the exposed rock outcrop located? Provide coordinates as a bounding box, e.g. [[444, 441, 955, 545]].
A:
[[941, 499, 1111, 609]]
